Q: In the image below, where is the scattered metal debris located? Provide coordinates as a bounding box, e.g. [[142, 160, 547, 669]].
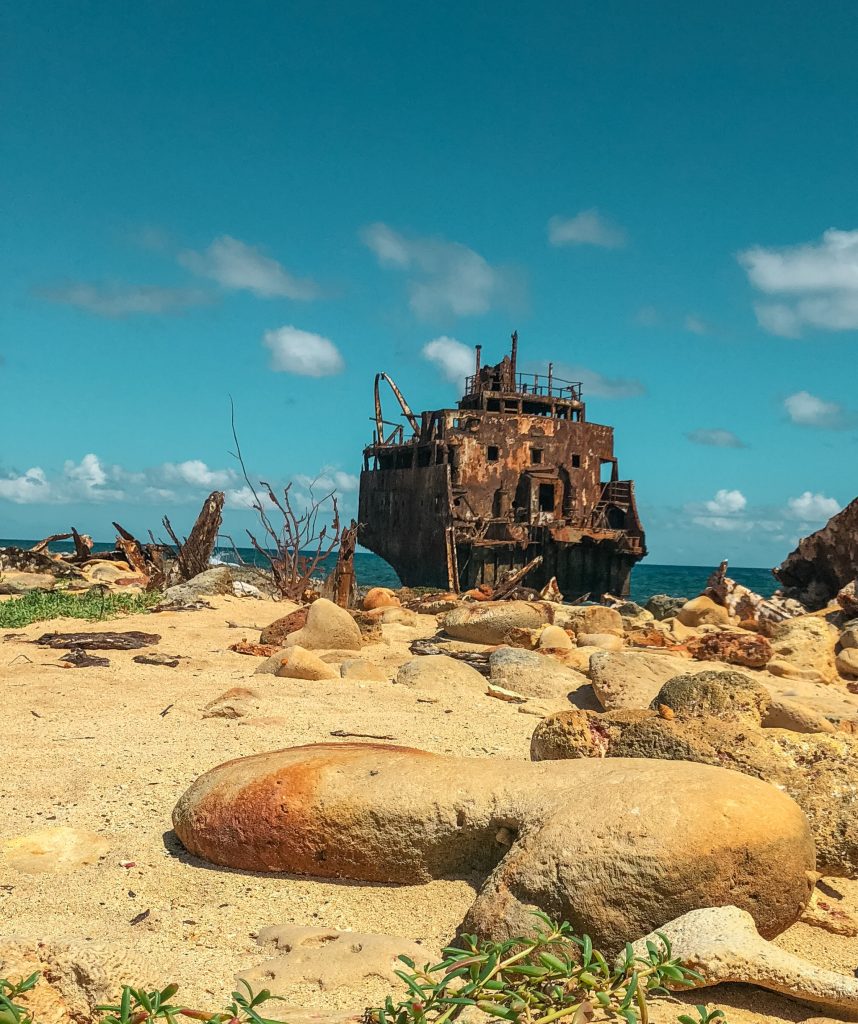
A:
[[330, 729, 397, 740], [36, 631, 161, 650], [133, 652, 182, 667], [59, 648, 110, 668]]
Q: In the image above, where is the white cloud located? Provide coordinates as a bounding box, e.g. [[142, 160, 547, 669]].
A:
[[0, 455, 123, 505], [692, 515, 755, 533], [361, 223, 516, 318], [295, 467, 359, 494], [739, 228, 858, 336], [40, 283, 210, 317], [685, 428, 748, 449], [422, 336, 474, 385], [786, 491, 840, 522], [547, 209, 627, 249], [263, 325, 344, 376], [179, 236, 319, 300], [162, 460, 235, 488], [784, 390, 852, 429], [0, 467, 52, 504], [705, 489, 747, 515]]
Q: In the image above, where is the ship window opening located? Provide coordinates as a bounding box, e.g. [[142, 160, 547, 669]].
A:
[[571, 454, 581, 468], [530, 447, 543, 465], [435, 447, 445, 464], [487, 399, 500, 411], [487, 445, 499, 462], [503, 400, 518, 412], [396, 450, 413, 469], [600, 460, 613, 483], [538, 484, 554, 513], [417, 447, 431, 467]]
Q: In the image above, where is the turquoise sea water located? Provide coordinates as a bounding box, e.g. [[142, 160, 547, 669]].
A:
[[1, 538, 777, 603]]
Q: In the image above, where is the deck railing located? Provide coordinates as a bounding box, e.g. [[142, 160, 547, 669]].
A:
[[463, 372, 582, 402]]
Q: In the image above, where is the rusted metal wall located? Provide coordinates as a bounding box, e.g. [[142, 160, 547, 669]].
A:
[[357, 463, 452, 588]]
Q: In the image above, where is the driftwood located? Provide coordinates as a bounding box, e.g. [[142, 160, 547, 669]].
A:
[[162, 490, 225, 582], [71, 528, 94, 560], [322, 519, 358, 608], [113, 521, 167, 589], [409, 636, 491, 675], [29, 533, 72, 554], [36, 631, 161, 650]]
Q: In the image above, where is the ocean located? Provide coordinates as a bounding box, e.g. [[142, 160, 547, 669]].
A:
[[2, 538, 778, 603]]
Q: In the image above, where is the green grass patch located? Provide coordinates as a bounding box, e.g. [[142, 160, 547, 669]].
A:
[[0, 588, 162, 629]]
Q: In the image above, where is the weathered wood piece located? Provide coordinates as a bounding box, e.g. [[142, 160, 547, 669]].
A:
[[162, 490, 225, 582]]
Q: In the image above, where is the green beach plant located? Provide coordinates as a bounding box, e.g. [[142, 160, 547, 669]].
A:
[[0, 588, 161, 629], [365, 913, 723, 1024], [0, 917, 727, 1024]]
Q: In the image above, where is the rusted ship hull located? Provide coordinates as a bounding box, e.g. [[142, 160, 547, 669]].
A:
[[358, 334, 646, 599]]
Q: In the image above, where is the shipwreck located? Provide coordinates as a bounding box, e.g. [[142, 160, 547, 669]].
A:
[[358, 333, 646, 599]]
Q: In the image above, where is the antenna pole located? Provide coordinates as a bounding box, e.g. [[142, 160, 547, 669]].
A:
[[510, 330, 518, 387]]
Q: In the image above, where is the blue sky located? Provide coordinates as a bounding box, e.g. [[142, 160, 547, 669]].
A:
[[3, 1, 857, 568]]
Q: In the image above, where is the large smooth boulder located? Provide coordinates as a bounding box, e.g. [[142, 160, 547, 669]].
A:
[[531, 705, 858, 876], [654, 670, 770, 725], [156, 566, 233, 608], [488, 647, 590, 702], [675, 595, 731, 627], [394, 655, 486, 694], [767, 615, 838, 684], [285, 599, 362, 651], [837, 647, 858, 678], [362, 587, 400, 611], [173, 742, 815, 951], [589, 650, 695, 710], [442, 601, 552, 644]]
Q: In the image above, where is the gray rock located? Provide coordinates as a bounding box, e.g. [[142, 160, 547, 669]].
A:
[[644, 594, 686, 620], [442, 601, 552, 644], [395, 655, 486, 693], [156, 566, 233, 609]]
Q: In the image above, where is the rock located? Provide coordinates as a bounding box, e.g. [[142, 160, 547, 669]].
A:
[[239, 925, 428, 1006], [486, 683, 527, 703], [645, 594, 686, 620], [364, 606, 418, 626], [837, 647, 858, 678], [1, 826, 110, 873], [774, 496, 858, 609], [362, 587, 400, 611], [0, 936, 150, 1024], [255, 650, 292, 674], [203, 687, 260, 719], [589, 650, 696, 711], [155, 566, 233, 609], [276, 646, 340, 681], [686, 630, 773, 668], [173, 742, 814, 950], [260, 607, 309, 645], [842, 624, 858, 649], [132, 652, 182, 667], [566, 605, 624, 636], [653, 670, 771, 725], [762, 695, 836, 734], [232, 580, 263, 598], [0, 570, 59, 594], [767, 615, 838, 684], [531, 705, 858, 876], [633, 905, 858, 1015], [576, 631, 623, 652], [285, 599, 362, 651], [405, 593, 460, 615], [229, 640, 280, 657], [442, 601, 553, 644], [610, 601, 654, 630], [339, 659, 392, 681], [625, 624, 677, 649], [676, 595, 731, 627], [838, 580, 858, 617], [394, 654, 486, 694], [536, 624, 573, 650], [489, 647, 589, 702]]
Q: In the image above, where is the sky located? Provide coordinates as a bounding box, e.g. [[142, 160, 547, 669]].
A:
[[2, 1, 857, 569]]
